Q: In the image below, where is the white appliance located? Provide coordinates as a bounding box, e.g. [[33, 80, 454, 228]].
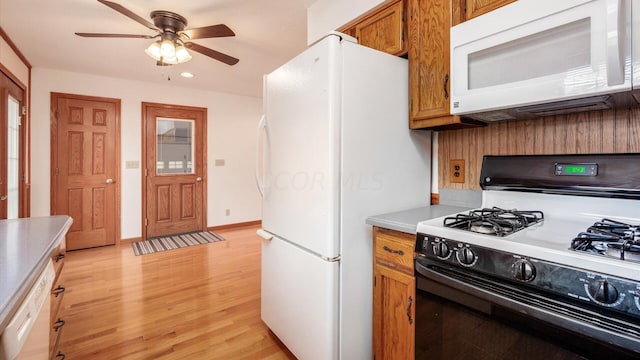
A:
[[450, 0, 640, 121], [255, 33, 431, 360], [1, 260, 55, 360]]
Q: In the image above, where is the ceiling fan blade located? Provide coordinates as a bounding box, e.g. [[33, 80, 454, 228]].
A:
[[184, 42, 239, 65], [97, 0, 159, 31], [182, 24, 235, 39], [75, 32, 154, 39]]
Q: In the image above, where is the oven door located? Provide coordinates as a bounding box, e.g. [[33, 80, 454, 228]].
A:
[[415, 257, 640, 359]]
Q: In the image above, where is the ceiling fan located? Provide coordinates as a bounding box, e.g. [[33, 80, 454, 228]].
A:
[[75, 0, 239, 66]]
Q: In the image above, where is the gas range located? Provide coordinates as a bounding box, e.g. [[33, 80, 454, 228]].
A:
[[417, 190, 640, 280], [415, 154, 640, 354]]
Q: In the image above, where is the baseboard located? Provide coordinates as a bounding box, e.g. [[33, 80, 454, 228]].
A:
[[120, 236, 141, 244], [209, 220, 262, 231], [121, 221, 262, 243], [431, 193, 440, 205]]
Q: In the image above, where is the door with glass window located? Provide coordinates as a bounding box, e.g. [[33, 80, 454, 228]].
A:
[[0, 72, 26, 220], [142, 102, 206, 239]]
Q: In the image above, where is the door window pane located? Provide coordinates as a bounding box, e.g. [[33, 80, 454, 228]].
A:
[[7, 96, 19, 219], [156, 118, 194, 174]]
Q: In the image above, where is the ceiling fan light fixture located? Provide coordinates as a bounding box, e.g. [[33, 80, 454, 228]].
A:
[[160, 39, 176, 58], [175, 45, 192, 63], [145, 41, 162, 61]]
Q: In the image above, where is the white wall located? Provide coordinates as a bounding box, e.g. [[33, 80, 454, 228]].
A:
[[307, 0, 386, 44], [0, 36, 29, 86], [31, 68, 262, 239]]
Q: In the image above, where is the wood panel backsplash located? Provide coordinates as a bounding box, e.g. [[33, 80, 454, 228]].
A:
[[438, 107, 640, 190]]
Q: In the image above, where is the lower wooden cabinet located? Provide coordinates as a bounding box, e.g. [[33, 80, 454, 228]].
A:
[[50, 239, 66, 360], [372, 227, 415, 360]]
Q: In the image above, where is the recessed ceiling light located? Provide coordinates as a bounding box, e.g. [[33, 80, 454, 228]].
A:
[[180, 72, 195, 78]]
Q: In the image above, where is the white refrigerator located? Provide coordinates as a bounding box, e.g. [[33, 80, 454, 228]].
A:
[[255, 33, 431, 360]]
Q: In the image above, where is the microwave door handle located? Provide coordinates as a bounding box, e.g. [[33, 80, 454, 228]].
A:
[[606, 0, 625, 86]]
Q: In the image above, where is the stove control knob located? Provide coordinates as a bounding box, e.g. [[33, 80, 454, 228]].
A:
[[457, 247, 476, 266], [432, 241, 450, 259], [513, 259, 536, 282], [588, 280, 619, 304]]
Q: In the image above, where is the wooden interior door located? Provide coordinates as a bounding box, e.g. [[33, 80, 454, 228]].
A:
[[52, 93, 120, 250], [142, 102, 207, 239]]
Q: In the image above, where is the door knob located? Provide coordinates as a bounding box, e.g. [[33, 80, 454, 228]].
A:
[[196, 177, 202, 182], [0, 195, 6, 201], [106, 178, 115, 184]]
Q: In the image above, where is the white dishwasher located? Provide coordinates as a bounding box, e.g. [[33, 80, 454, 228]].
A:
[[0, 260, 55, 360]]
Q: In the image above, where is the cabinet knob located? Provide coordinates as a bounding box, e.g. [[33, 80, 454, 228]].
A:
[[53, 285, 66, 297], [53, 318, 66, 332]]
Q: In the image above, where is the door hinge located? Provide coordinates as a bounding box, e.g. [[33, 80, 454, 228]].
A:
[[145, 168, 148, 177], [21, 106, 26, 115], [145, 218, 148, 226], [55, 168, 59, 176]]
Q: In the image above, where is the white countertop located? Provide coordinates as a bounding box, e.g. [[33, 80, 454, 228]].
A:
[[0, 216, 73, 331]]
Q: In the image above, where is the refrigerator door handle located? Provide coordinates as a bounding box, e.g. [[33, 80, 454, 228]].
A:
[[256, 228, 273, 241], [255, 114, 267, 196]]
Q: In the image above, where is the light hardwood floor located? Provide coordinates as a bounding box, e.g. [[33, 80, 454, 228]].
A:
[[61, 225, 296, 359]]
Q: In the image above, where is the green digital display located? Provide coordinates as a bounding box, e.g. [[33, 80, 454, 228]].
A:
[[555, 163, 598, 176], [564, 165, 587, 174]]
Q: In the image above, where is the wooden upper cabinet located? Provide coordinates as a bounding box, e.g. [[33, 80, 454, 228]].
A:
[[409, 0, 454, 128], [340, 0, 407, 56], [409, 0, 485, 129], [464, 0, 516, 21]]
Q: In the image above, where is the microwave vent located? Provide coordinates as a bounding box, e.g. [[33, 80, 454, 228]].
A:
[[515, 95, 611, 117]]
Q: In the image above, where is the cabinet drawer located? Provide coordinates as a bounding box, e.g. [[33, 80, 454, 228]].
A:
[[374, 229, 415, 274]]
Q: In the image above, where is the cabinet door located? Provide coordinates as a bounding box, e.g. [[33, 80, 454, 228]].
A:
[[409, 0, 454, 127], [373, 264, 416, 360], [355, 0, 406, 56], [465, 0, 516, 21]]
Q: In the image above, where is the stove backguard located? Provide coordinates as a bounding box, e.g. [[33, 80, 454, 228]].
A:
[[479, 153, 640, 199]]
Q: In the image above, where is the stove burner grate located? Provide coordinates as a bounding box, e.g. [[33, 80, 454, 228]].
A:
[[571, 218, 640, 261], [444, 207, 544, 236]]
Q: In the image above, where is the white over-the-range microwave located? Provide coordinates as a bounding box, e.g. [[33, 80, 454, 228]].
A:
[[450, 0, 640, 121]]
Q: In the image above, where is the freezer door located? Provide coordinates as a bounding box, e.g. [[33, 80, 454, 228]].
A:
[[261, 236, 339, 360], [262, 35, 341, 258]]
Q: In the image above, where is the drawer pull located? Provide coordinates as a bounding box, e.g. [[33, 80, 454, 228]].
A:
[[406, 296, 414, 325], [53, 285, 66, 297], [383, 245, 405, 256], [55, 253, 65, 262], [53, 318, 66, 332], [55, 351, 66, 360]]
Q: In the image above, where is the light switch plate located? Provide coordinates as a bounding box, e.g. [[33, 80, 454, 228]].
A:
[[125, 160, 139, 169], [215, 159, 225, 166]]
